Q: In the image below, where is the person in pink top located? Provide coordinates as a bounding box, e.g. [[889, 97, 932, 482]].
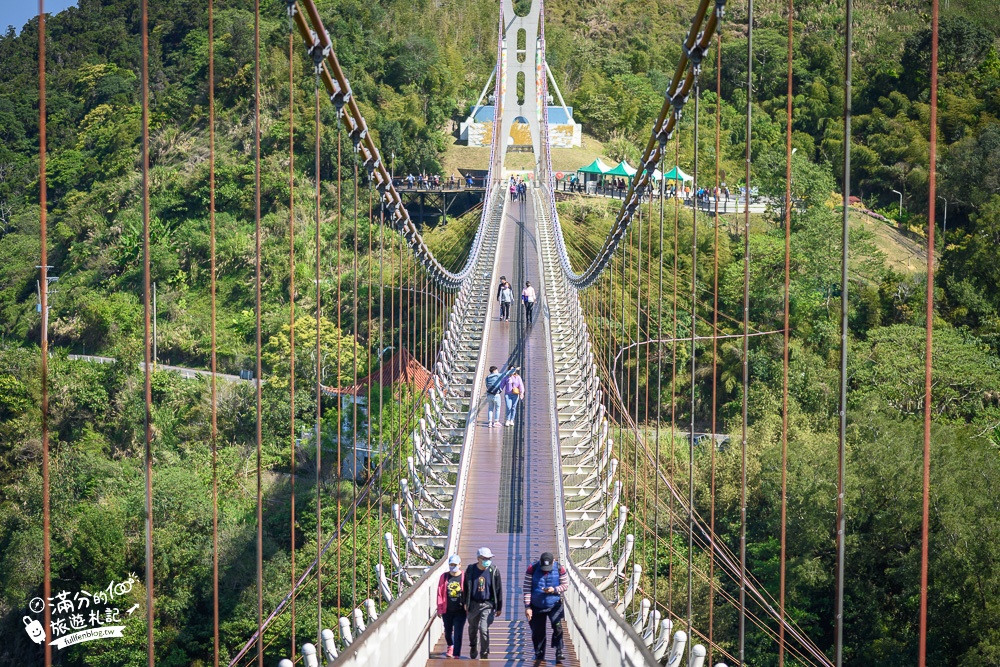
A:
[[500, 367, 525, 426], [437, 554, 467, 658]]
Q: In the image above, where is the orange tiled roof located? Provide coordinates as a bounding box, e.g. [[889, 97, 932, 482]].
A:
[[322, 347, 433, 396]]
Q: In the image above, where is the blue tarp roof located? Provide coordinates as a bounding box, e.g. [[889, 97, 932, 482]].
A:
[[547, 107, 574, 124], [470, 106, 575, 124], [473, 105, 496, 122]]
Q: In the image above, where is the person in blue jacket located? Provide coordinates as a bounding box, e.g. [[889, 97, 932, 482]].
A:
[[522, 551, 569, 663]]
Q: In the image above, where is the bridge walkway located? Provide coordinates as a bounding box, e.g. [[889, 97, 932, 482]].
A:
[[426, 194, 579, 666]]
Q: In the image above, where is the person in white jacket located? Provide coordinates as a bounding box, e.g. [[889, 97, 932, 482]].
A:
[[521, 281, 537, 324]]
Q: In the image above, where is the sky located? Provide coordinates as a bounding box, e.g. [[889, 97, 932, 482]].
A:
[[2, 1, 78, 35]]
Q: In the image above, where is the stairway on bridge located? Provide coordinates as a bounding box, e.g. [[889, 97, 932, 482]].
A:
[[426, 193, 580, 666]]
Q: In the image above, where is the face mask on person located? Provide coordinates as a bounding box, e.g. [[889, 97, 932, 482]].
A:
[[481, 559, 492, 568], [450, 564, 461, 574]]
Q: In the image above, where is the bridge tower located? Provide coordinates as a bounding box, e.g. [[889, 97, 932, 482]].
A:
[[497, 0, 543, 171]]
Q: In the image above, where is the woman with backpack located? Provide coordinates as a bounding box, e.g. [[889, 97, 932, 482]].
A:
[[501, 368, 525, 426]]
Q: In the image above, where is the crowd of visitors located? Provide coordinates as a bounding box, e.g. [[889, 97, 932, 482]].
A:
[[399, 173, 481, 189], [509, 175, 528, 201], [436, 548, 568, 663]]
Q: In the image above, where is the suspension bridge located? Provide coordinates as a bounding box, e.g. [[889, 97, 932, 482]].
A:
[[25, 0, 945, 664]]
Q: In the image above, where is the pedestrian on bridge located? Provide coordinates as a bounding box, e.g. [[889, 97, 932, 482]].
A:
[[437, 554, 467, 659], [485, 365, 514, 428], [498, 277, 514, 321], [463, 547, 503, 660], [522, 281, 537, 324], [523, 552, 568, 664], [501, 367, 525, 426]]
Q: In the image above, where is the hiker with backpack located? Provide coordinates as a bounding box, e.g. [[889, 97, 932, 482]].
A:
[[462, 547, 503, 660], [437, 554, 467, 658], [522, 281, 537, 324], [501, 367, 525, 426], [522, 551, 569, 664], [497, 277, 514, 321], [484, 365, 516, 428]]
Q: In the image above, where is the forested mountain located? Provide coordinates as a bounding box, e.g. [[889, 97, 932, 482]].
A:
[[0, 0, 999, 664]]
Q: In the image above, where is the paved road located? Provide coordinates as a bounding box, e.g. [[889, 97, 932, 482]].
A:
[[68, 354, 249, 383]]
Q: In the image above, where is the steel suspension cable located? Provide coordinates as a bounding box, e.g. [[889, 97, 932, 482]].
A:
[[313, 71, 324, 649], [335, 97, 343, 620], [709, 33, 722, 667], [740, 0, 755, 659], [290, 0, 494, 291], [286, 6, 297, 658], [377, 188, 386, 584], [919, 0, 939, 663], [836, 0, 853, 662], [352, 145, 360, 609], [367, 181, 374, 602], [618, 225, 626, 542], [653, 150, 666, 611], [633, 209, 642, 551], [396, 226, 403, 597], [37, 3, 52, 664], [599, 343, 834, 667], [547, 0, 724, 289], [689, 75, 700, 650], [210, 1, 220, 662], [594, 311, 834, 666], [253, 2, 264, 663], [780, 1, 795, 664], [670, 135, 681, 612], [644, 177, 655, 603], [140, 0, 155, 662], [595, 334, 830, 667]]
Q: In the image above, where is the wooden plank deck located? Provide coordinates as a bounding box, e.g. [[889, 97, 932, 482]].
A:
[[426, 195, 578, 666]]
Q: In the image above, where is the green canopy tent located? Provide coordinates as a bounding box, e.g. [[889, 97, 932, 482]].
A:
[[662, 165, 693, 182], [606, 160, 637, 177], [577, 158, 612, 175]]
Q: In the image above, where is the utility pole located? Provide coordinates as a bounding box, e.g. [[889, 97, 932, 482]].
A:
[[35, 265, 58, 354]]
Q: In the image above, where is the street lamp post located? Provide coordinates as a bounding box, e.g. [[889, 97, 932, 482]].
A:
[[891, 189, 903, 218]]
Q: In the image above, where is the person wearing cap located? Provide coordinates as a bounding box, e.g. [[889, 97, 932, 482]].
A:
[[436, 554, 467, 658], [522, 551, 568, 663], [462, 546, 503, 659]]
